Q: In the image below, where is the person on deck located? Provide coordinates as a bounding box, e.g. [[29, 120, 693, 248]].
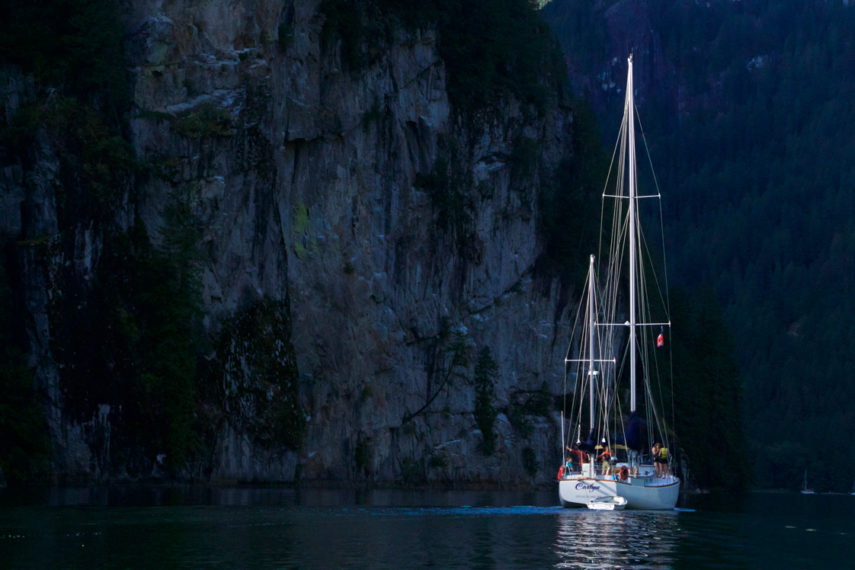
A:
[[598, 445, 612, 475], [566, 445, 587, 470], [565, 454, 575, 473], [652, 442, 669, 477]]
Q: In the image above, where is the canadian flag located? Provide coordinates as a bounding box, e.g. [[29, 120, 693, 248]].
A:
[[656, 332, 665, 347]]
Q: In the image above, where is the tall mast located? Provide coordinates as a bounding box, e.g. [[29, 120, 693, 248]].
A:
[[626, 55, 638, 412], [588, 254, 596, 430], [566, 255, 612, 440]]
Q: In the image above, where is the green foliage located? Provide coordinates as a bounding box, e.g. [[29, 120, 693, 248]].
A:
[[537, 97, 608, 281], [474, 346, 499, 455], [428, 452, 448, 470], [319, 0, 440, 71], [431, 0, 567, 116], [403, 330, 469, 424], [651, 1, 855, 492], [398, 455, 425, 486], [354, 436, 372, 473], [319, 0, 383, 71], [375, 0, 439, 30], [526, 382, 553, 416], [277, 22, 294, 51], [522, 446, 538, 477], [669, 288, 749, 491], [446, 332, 470, 371], [3, 97, 136, 225], [108, 215, 203, 473], [540, 0, 607, 71], [317, 0, 566, 115], [0, 102, 41, 152], [173, 105, 234, 139], [214, 298, 305, 452], [515, 383, 552, 417], [361, 99, 384, 132], [0, 0, 129, 113], [508, 406, 534, 439], [0, 0, 135, 244], [510, 136, 539, 185], [133, 238, 201, 468], [0, 261, 50, 484], [507, 383, 552, 439], [0, 356, 49, 484], [415, 151, 474, 249], [51, 199, 204, 475]]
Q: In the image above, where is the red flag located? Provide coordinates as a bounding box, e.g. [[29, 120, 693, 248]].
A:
[[656, 332, 665, 347]]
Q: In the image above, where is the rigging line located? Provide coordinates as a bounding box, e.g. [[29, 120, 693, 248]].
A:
[[639, 223, 669, 323], [654, 177, 677, 435], [567, 361, 583, 427], [644, 367, 667, 446], [606, 209, 628, 307], [564, 363, 574, 449], [603, 102, 630, 270], [635, 217, 670, 326], [635, 101, 677, 439], [645, 324, 670, 440], [566, 267, 608, 448], [633, 102, 672, 311], [668, 319, 676, 440], [634, 103, 663, 197], [646, 332, 673, 447], [564, 285, 589, 448], [604, 181, 624, 264], [599, 105, 627, 263]]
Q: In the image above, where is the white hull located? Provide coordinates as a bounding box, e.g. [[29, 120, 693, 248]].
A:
[[559, 470, 680, 510]]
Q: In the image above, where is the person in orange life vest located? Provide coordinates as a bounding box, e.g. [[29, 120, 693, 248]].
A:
[[598, 444, 612, 475]]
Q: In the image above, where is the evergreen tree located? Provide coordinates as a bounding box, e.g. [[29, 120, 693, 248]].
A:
[[670, 288, 749, 490], [474, 346, 499, 455]]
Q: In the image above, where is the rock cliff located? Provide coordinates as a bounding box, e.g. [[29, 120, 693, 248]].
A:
[[0, 0, 578, 486]]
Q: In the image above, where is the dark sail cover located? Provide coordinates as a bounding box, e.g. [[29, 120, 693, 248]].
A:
[[579, 430, 597, 453], [624, 411, 646, 451]]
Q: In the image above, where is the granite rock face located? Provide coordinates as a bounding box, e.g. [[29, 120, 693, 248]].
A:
[[0, 0, 577, 485]]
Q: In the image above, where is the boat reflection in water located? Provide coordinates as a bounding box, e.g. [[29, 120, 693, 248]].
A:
[[554, 509, 679, 568]]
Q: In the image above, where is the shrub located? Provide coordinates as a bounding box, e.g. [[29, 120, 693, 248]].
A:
[[522, 446, 538, 477], [174, 105, 234, 139], [474, 346, 499, 455]]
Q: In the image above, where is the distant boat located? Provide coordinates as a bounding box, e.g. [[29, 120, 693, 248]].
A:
[[800, 469, 815, 495], [557, 55, 680, 510]]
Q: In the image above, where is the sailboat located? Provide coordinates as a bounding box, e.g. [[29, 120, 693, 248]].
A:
[[557, 55, 681, 510]]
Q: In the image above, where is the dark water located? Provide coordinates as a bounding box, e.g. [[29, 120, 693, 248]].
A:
[[0, 486, 852, 568]]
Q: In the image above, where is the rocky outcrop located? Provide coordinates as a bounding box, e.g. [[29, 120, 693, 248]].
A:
[[1, 0, 576, 486]]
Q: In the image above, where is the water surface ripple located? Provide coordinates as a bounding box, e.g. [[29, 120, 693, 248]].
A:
[[1, 488, 852, 568]]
